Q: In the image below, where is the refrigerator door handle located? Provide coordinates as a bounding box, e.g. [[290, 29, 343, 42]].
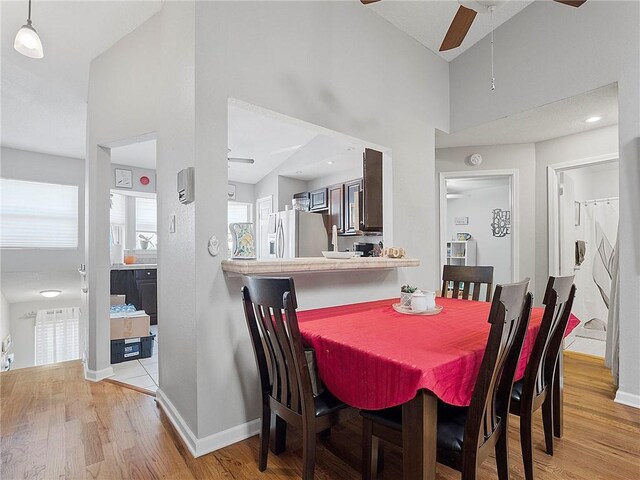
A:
[[277, 219, 285, 258]]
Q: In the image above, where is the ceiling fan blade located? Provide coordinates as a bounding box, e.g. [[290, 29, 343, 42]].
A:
[[553, 0, 587, 6], [228, 157, 255, 164], [440, 6, 477, 52], [361, 0, 382, 4]]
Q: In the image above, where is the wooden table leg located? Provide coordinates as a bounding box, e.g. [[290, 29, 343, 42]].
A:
[[402, 390, 437, 480], [553, 345, 564, 438]]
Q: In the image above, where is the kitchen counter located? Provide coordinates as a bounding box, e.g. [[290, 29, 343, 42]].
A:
[[221, 257, 419, 276], [110, 264, 157, 270]]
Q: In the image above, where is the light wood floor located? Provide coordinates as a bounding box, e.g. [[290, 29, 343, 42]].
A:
[[1, 353, 639, 479]]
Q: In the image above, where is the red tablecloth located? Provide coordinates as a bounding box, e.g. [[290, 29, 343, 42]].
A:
[[297, 297, 580, 410]]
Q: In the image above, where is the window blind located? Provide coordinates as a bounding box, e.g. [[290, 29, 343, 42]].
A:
[[35, 307, 80, 366], [228, 202, 252, 225], [135, 197, 157, 233], [110, 193, 126, 225], [0, 178, 78, 248]]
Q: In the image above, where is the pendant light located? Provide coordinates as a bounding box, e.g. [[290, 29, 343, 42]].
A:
[[14, 0, 44, 59]]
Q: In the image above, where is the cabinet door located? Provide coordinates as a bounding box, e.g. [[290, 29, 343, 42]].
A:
[[328, 184, 344, 233], [136, 280, 158, 325], [344, 179, 362, 234], [362, 148, 383, 231], [309, 188, 328, 211]]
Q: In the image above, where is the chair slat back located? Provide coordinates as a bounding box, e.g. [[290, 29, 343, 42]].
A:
[[441, 265, 494, 302], [241, 276, 314, 417], [525, 275, 576, 399], [464, 279, 532, 454]]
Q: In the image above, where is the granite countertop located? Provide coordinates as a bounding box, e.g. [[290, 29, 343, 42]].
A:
[[110, 264, 157, 270], [221, 257, 419, 276]]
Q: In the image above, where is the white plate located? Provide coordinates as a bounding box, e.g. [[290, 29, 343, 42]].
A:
[[322, 251, 357, 259], [392, 303, 443, 316]]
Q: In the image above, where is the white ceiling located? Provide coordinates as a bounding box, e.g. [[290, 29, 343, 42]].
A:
[[436, 83, 618, 148], [111, 139, 157, 169], [0, 1, 163, 159], [366, 0, 534, 62], [1, 270, 81, 303], [228, 102, 369, 185]]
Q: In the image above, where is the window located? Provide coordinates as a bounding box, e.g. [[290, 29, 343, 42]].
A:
[[0, 178, 78, 248], [135, 197, 157, 250], [228, 202, 252, 254], [35, 307, 80, 366]]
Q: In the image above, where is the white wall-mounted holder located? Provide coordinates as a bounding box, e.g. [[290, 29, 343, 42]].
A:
[[208, 235, 220, 257]]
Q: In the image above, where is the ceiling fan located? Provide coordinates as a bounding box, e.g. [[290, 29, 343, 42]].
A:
[[228, 149, 254, 165], [361, 0, 587, 52]]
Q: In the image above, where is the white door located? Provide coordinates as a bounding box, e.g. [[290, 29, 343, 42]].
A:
[[558, 172, 576, 276], [256, 196, 273, 258]]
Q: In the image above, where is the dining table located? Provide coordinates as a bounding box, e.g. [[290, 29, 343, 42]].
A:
[[296, 296, 580, 480]]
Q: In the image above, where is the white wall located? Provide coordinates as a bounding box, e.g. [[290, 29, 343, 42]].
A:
[[307, 164, 363, 192], [229, 181, 255, 205], [8, 298, 81, 370], [87, 0, 448, 451], [447, 182, 512, 285], [450, 0, 639, 405], [436, 144, 536, 291], [0, 147, 85, 272]]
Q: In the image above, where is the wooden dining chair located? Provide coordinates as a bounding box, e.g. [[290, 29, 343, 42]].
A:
[[361, 279, 532, 480], [509, 275, 576, 480], [241, 275, 353, 480], [441, 265, 494, 302]]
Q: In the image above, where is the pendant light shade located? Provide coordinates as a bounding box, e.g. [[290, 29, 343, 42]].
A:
[[14, 0, 43, 59]]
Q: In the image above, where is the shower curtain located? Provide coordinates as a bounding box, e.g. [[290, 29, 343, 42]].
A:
[[573, 200, 618, 337]]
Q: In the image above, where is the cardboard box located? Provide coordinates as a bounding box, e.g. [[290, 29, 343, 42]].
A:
[[110, 313, 150, 340], [110, 295, 126, 306]]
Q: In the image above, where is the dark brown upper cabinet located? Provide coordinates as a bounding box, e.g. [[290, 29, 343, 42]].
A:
[[344, 178, 363, 234], [309, 188, 328, 211], [361, 148, 383, 232], [327, 183, 345, 233]]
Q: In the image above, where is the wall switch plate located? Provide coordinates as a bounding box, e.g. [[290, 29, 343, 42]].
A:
[[169, 215, 176, 233]]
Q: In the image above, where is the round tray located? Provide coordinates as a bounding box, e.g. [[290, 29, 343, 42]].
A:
[[392, 303, 443, 316]]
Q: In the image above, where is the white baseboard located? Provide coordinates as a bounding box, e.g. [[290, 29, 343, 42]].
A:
[[84, 366, 114, 382], [156, 388, 261, 458], [614, 390, 640, 409]]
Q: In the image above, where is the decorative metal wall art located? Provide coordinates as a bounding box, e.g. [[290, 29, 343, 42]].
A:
[[491, 209, 511, 237]]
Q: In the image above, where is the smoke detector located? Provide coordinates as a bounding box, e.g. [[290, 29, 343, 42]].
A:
[[467, 153, 483, 166]]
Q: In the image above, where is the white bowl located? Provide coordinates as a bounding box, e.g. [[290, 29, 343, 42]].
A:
[[322, 251, 357, 259]]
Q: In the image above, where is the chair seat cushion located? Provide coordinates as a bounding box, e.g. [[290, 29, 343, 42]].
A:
[[314, 389, 348, 417], [360, 402, 469, 456], [511, 380, 524, 402]]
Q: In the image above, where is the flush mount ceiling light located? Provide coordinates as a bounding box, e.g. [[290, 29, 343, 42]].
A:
[[40, 290, 61, 298], [586, 116, 602, 123], [14, 0, 44, 59], [327, 161, 334, 165]]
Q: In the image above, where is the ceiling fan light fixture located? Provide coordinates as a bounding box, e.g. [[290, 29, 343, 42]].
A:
[[14, 0, 43, 59]]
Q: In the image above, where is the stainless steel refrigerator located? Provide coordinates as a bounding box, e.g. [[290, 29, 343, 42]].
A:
[[267, 210, 328, 258]]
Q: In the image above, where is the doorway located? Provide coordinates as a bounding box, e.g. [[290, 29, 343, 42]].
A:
[[548, 155, 619, 357], [439, 170, 519, 292], [105, 136, 159, 392]]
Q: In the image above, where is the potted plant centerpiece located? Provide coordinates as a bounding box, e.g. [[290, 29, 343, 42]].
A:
[[400, 285, 417, 308]]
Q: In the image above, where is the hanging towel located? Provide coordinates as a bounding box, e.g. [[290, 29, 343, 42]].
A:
[[575, 240, 586, 266]]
